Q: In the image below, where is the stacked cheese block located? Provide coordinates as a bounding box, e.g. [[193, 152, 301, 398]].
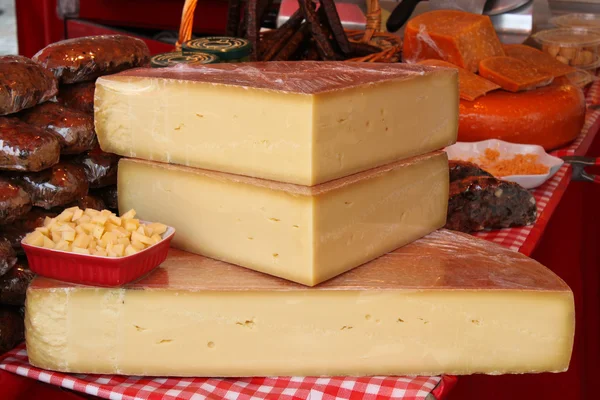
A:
[[94, 62, 458, 286], [24, 61, 576, 377]]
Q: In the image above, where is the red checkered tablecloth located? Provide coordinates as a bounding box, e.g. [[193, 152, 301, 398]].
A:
[[0, 345, 457, 400], [472, 79, 600, 256], [1, 78, 599, 400]]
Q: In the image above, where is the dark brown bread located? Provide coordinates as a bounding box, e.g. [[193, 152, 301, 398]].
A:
[[0, 262, 34, 306], [449, 160, 493, 182], [0, 306, 24, 353], [445, 176, 537, 233], [0, 117, 61, 172], [0, 55, 58, 115], [68, 194, 106, 211], [0, 178, 31, 224], [56, 81, 95, 114], [33, 35, 150, 84], [93, 185, 117, 211], [72, 145, 120, 188], [20, 102, 97, 155], [14, 162, 89, 210], [0, 238, 17, 277]]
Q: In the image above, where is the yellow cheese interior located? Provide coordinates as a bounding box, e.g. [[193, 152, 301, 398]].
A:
[[25, 288, 574, 376], [117, 153, 449, 286], [95, 71, 457, 185]]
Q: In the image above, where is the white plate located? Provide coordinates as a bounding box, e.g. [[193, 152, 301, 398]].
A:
[[445, 139, 564, 189]]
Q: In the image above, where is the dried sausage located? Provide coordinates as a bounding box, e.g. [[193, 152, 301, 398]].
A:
[[33, 35, 150, 84], [0, 117, 61, 172], [0, 55, 58, 115], [20, 102, 97, 155], [14, 162, 89, 210], [56, 81, 95, 114]]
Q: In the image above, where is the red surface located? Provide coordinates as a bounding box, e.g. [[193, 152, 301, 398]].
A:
[[0, 370, 93, 400], [22, 227, 174, 287], [15, 0, 64, 57]]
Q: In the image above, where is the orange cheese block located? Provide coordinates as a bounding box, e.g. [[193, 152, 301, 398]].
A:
[[418, 59, 500, 101], [458, 78, 585, 150], [479, 56, 554, 92], [403, 10, 505, 72], [503, 44, 576, 78]]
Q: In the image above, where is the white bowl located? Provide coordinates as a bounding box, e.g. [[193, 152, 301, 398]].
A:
[[445, 139, 564, 189]]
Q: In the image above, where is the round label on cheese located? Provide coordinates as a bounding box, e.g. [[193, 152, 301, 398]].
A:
[[182, 37, 251, 60], [150, 52, 219, 68]]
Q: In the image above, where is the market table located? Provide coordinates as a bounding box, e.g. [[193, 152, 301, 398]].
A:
[[1, 80, 599, 400]]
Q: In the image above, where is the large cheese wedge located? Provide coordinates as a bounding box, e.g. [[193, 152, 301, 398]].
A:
[[403, 10, 505, 72], [118, 152, 449, 286], [94, 61, 458, 186], [459, 78, 586, 150], [25, 230, 575, 377]]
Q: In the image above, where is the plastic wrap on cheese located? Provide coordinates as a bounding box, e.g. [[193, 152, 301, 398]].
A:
[[403, 10, 505, 72], [0, 56, 58, 115], [33, 35, 150, 84], [418, 59, 500, 101], [99, 61, 443, 94], [459, 78, 585, 150]]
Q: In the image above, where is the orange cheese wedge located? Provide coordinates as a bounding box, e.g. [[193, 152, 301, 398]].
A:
[[503, 44, 576, 78], [418, 59, 500, 101], [479, 56, 554, 92]]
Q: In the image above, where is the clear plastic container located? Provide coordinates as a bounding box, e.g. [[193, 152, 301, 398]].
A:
[[532, 28, 600, 69], [551, 13, 600, 30], [565, 69, 595, 88]]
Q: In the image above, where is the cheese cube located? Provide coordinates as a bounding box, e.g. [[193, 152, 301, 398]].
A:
[[95, 62, 458, 185], [118, 152, 449, 286], [24, 230, 575, 377]]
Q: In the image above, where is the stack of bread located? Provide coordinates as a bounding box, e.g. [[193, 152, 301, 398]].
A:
[[0, 35, 149, 353]]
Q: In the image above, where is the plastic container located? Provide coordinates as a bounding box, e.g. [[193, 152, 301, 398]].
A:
[[532, 28, 600, 69], [22, 223, 175, 287], [182, 37, 251, 62], [566, 69, 595, 88], [551, 13, 600, 30]]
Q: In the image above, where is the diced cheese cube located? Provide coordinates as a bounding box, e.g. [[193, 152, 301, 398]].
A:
[[124, 220, 139, 232], [78, 215, 91, 224], [125, 245, 138, 256], [73, 234, 91, 249], [150, 234, 162, 244], [35, 226, 50, 235], [131, 231, 153, 245], [130, 239, 146, 251], [24, 231, 45, 246], [72, 247, 90, 255], [95, 249, 108, 257], [62, 231, 76, 242], [51, 232, 62, 243], [93, 225, 105, 240], [121, 209, 136, 220], [92, 214, 109, 225], [57, 211, 74, 222], [148, 223, 167, 235], [81, 223, 96, 234], [42, 236, 55, 249], [112, 244, 125, 257], [117, 237, 130, 246], [85, 209, 100, 217], [72, 208, 84, 221], [109, 215, 122, 226]]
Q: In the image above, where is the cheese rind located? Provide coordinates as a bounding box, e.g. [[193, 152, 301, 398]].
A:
[[117, 152, 449, 286], [25, 230, 575, 377], [94, 62, 458, 185]]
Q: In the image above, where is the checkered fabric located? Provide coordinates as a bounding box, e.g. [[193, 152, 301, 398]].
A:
[[0, 345, 447, 400], [473, 78, 600, 256]]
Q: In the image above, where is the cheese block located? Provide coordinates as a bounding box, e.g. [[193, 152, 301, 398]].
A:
[[479, 56, 553, 92], [25, 230, 575, 377], [94, 62, 458, 186], [417, 59, 500, 101], [459, 78, 586, 150], [118, 152, 449, 286], [403, 10, 505, 72]]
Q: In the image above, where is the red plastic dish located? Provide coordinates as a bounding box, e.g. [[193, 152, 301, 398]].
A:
[[22, 224, 175, 287]]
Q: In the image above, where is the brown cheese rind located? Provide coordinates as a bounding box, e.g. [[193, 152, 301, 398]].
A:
[[33, 35, 150, 84], [19, 102, 97, 155], [445, 176, 537, 233], [13, 162, 89, 210], [0, 306, 24, 354], [0, 262, 34, 306], [0, 55, 58, 115], [56, 81, 95, 114], [0, 117, 61, 172]]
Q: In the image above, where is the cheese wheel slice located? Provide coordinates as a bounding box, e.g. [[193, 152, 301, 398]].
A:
[[418, 59, 500, 101], [403, 10, 505, 72], [503, 44, 576, 78], [458, 78, 585, 150], [479, 56, 554, 92]]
